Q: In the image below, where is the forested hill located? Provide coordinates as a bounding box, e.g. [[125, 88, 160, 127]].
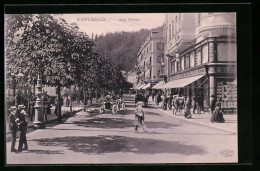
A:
[[93, 26, 163, 72]]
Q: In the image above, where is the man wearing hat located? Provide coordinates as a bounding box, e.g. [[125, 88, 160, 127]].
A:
[[17, 105, 28, 152], [9, 106, 19, 152]]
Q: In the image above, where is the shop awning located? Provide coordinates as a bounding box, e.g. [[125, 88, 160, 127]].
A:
[[160, 75, 206, 89], [135, 83, 145, 90], [141, 83, 151, 89], [152, 81, 165, 89], [138, 84, 146, 90]]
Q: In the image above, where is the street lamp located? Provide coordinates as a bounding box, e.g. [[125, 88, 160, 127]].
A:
[[33, 69, 45, 129]]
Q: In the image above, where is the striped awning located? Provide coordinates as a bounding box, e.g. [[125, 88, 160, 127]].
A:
[[152, 81, 165, 89], [160, 75, 206, 89], [141, 83, 151, 89]]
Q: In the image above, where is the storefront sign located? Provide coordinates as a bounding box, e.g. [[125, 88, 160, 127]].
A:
[[170, 68, 206, 80]]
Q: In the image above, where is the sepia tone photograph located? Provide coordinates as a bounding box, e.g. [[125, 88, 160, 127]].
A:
[[5, 12, 237, 164]]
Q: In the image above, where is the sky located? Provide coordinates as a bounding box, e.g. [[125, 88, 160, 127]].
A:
[[60, 13, 165, 36]]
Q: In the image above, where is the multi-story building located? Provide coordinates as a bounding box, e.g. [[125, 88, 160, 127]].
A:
[[156, 13, 236, 111], [135, 29, 164, 90]]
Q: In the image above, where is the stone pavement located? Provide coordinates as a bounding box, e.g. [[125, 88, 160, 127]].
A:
[[148, 98, 237, 134]]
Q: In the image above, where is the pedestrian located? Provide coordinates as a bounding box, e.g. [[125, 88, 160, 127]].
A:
[[178, 95, 185, 115], [172, 95, 178, 115], [27, 92, 36, 121], [210, 97, 225, 123], [152, 91, 155, 102], [161, 93, 165, 109], [209, 95, 217, 115], [196, 94, 202, 114], [168, 94, 173, 110], [134, 102, 146, 132], [193, 94, 197, 114], [9, 106, 19, 152], [184, 96, 192, 118], [17, 105, 28, 152]]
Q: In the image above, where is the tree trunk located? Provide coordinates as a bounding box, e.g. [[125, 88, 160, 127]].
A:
[[57, 84, 62, 123], [83, 84, 86, 104]]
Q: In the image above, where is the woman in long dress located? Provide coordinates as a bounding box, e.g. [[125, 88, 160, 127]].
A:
[[184, 96, 192, 118], [210, 97, 225, 123]]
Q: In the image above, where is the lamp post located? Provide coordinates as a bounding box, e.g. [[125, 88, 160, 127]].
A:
[[33, 69, 45, 129]]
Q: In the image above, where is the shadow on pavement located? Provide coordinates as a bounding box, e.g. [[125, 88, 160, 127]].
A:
[[64, 116, 179, 129], [34, 135, 206, 155], [24, 149, 64, 155]]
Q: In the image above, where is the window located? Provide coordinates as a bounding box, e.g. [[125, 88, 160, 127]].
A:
[[202, 44, 209, 64], [185, 54, 190, 69], [177, 62, 181, 72], [190, 51, 195, 67], [181, 57, 184, 71], [169, 24, 171, 40], [157, 70, 161, 77], [176, 16, 178, 33], [172, 20, 174, 37], [179, 14, 181, 30], [157, 54, 162, 63], [171, 61, 175, 73], [157, 42, 164, 51], [196, 49, 202, 65]]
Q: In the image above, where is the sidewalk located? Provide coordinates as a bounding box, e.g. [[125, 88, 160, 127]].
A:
[[148, 98, 237, 134], [6, 101, 85, 133]]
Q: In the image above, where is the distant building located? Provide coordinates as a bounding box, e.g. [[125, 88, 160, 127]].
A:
[[127, 71, 137, 85], [157, 13, 236, 111], [135, 28, 164, 90]]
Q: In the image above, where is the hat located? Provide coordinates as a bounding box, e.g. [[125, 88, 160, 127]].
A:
[[18, 105, 25, 109], [136, 101, 143, 106], [9, 106, 16, 111]]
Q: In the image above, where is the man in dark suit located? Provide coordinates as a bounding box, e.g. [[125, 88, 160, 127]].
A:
[[9, 106, 19, 152], [17, 105, 28, 152]]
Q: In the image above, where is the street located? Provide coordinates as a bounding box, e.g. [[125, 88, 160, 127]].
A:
[[6, 94, 237, 164]]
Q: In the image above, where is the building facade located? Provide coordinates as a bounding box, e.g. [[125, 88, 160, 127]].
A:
[[135, 29, 164, 89], [160, 13, 236, 111]]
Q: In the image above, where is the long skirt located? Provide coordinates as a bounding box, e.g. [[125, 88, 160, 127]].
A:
[[210, 109, 225, 123], [184, 105, 192, 118]]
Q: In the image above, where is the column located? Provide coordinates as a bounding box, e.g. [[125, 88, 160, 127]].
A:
[[208, 39, 217, 99], [208, 66, 216, 98]]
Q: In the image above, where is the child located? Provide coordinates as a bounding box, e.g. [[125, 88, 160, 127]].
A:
[[134, 102, 146, 132]]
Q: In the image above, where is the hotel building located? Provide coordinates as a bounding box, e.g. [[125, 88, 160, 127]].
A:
[[156, 13, 237, 111]]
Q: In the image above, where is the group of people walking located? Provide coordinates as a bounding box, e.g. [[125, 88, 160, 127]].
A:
[[153, 92, 225, 123], [153, 92, 203, 118]]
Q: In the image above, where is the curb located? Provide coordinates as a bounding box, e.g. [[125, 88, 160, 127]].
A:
[[149, 102, 236, 135], [27, 107, 84, 128]]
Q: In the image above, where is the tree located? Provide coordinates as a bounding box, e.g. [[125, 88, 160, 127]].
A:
[[5, 14, 95, 123]]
